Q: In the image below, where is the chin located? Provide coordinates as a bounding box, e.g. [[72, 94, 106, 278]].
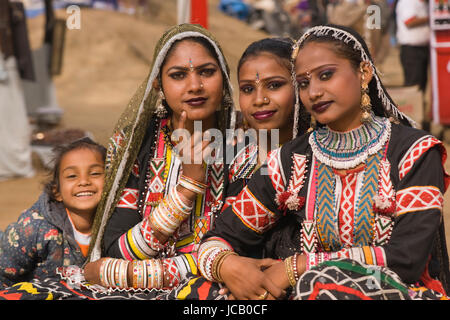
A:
[[186, 110, 216, 122]]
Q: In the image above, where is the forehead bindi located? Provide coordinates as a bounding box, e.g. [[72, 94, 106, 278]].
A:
[[295, 42, 348, 75], [163, 40, 217, 70], [239, 53, 290, 80]]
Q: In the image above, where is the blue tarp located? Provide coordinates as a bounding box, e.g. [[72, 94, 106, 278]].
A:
[[219, 0, 250, 20]]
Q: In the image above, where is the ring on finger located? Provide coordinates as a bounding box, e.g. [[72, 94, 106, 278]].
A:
[[257, 290, 269, 300]]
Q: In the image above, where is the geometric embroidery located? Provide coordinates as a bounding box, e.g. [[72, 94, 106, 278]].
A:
[[395, 186, 443, 216], [315, 160, 340, 251], [193, 217, 210, 244], [289, 154, 307, 194], [353, 152, 381, 247], [378, 160, 394, 200], [372, 214, 394, 246], [398, 136, 441, 180], [276, 153, 307, 212], [315, 152, 381, 251], [338, 172, 358, 248], [207, 163, 224, 210], [148, 158, 166, 194], [229, 143, 258, 182], [117, 188, 138, 209], [266, 148, 285, 194], [232, 187, 277, 234], [301, 220, 317, 254]]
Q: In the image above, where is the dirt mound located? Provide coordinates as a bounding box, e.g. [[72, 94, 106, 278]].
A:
[[0, 0, 267, 228]]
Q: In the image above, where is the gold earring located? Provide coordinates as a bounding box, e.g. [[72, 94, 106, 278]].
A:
[[307, 114, 316, 133], [243, 118, 249, 130], [360, 82, 372, 123], [155, 89, 168, 118]]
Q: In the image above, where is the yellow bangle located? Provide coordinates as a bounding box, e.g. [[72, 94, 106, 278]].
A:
[[284, 256, 297, 287]]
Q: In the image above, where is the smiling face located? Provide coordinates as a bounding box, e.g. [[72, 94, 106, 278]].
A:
[[296, 41, 366, 132], [160, 39, 224, 132], [238, 52, 295, 144], [54, 148, 105, 217]]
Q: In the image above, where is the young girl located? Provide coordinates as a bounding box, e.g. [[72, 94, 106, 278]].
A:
[[0, 137, 106, 288], [198, 24, 450, 300]]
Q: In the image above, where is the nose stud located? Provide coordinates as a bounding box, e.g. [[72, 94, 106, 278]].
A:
[[263, 97, 269, 103], [200, 83, 204, 88]]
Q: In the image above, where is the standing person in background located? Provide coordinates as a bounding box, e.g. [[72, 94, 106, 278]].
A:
[[396, 0, 430, 92], [0, 0, 35, 181]]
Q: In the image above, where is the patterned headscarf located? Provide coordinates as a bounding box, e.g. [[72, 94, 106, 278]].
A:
[[290, 24, 416, 137], [88, 24, 236, 262]]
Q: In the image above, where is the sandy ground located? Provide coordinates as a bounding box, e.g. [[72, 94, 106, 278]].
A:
[[1, 0, 449, 254]]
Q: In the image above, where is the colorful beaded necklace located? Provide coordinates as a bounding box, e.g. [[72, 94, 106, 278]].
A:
[[309, 116, 391, 170]]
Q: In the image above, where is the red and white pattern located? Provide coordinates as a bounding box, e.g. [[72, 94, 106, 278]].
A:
[[232, 187, 277, 233], [398, 136, 441, 180], [266, 149, 286, 194], [395, 186, 443, 216], [140, 219, 165, 252], [163, 258, 181, 288], [117, 188, 138, 209], [207, 163, 224, 209], [276, 154, 307, 211], [338, 172, 358, 247], [221, 196, 236, 212], [131, 161, 140, 178], [288, 154, 307, 194]]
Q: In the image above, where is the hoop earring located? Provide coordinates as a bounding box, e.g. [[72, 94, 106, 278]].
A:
[[155, 89, 168, 118], [360, 82, 372, 123]]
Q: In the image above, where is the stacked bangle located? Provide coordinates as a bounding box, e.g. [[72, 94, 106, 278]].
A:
[[212, 250, 237, 283], [99, 258, 130, 289], [178, 174, 207, 194], [284, 256, 297, 287], [198, 239, 235, 282], [149, 187, 194, 237]]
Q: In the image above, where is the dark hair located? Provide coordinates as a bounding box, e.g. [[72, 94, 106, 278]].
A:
[[237, 37, 294, 74], [159, 36, 224, 89], [43, 137, 107, 201], [158, 36, 228, 117], [298, 24, 411, 127], [238, 37, 312, 136]]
